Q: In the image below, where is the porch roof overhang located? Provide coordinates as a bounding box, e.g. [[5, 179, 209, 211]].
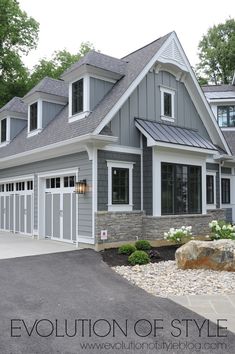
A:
[[135, 118, 219, 155]]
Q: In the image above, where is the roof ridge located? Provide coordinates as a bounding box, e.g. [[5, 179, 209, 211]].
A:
[[121, 32, 173, 60]]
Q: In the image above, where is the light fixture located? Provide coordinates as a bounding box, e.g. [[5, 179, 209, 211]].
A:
[[75, 179, 87, 194]]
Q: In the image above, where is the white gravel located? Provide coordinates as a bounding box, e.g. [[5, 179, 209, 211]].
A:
[[113, 261, 235, 297]]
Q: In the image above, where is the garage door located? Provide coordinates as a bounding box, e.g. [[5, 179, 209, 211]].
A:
[[0, 181, 33, 235], [44, 175, 77, 242]]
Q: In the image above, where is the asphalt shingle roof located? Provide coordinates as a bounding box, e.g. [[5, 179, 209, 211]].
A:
[[135, 118, 217, 151], [0, 33, 171, 159], [0, 97, 27, 114], [61, 50, 127, 77], [24, 77, 68, 98], [202, 85, 235, 93]]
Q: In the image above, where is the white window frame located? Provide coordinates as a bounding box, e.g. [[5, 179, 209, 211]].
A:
[[107, 160, 134, 212], [69, 74, 90, 122], [206, 171, 216, 210], [160, 86, 175, 122], [27, 99, 42, 137], [0, 116, 10, 146]]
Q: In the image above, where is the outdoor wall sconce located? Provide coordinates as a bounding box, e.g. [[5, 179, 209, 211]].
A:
[[75, 180, 87, 194]]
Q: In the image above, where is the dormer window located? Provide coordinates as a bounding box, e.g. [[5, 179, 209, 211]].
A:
[[1, 118, 7, 143], [30, 102, 38, 131], [69, 75, 90, 122], [72, 79, 83, 115]]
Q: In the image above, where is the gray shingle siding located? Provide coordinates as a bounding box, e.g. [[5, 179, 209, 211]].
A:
[[97, 150, 141, 211]]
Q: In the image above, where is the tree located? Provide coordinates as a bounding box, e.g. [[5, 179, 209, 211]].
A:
[[196, 18, 235, 85], [0, 0, 39, 107], [28, 42, 95, 90]]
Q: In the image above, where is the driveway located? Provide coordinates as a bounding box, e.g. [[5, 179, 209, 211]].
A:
[[0, 250, 234, 354], [0, 231, 76, 259]]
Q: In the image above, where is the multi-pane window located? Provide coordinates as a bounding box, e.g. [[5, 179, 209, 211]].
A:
[[161, 163, 202, 215], [27, 181, 33, 190], [0, 184, 4, 192], [72, 79, 83, 115], [112, 168, 129, 204], [46, 178, 60, 189], [64, 176, 75, 188], [206, 175, 214, 204], [221, 178, 230, 204], [16, 182, 25, 191], [217, 106, 235, 127], [30, 102, 38, 131], [6, 183, 14, 192], [1, 118, 7, 142]]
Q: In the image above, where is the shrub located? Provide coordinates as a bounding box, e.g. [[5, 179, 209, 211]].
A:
[[128, 250, 150, 265], [164, 226, 192, 243], [118, 244, 136, 255], [209, 220, 235, 240], [135, 240, 151, 250]]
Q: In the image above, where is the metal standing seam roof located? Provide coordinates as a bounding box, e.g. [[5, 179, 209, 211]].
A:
[[135, 118, 218, 151]]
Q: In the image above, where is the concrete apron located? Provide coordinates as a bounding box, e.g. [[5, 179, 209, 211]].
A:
[[169, 294, 235, 335], [0, 231, 77, 259]]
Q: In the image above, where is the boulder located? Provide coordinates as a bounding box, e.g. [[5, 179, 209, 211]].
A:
[[175, 240, 235, 272]]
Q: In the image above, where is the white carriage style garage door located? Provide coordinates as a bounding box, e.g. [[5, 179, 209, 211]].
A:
[[44, 175, 77, 242], [0, 180, 34, 235]]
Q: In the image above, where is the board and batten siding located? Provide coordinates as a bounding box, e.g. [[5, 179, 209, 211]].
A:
[[10, 118, 27, 141], [90, 77, 114, 111], [0, 151, 92, 238], [42, 101, 64, 128], [110, 70, 211, 147], [97, 150, 141, 211]]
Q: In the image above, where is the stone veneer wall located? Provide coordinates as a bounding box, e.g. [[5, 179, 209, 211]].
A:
[[95, 209, 225, 244]]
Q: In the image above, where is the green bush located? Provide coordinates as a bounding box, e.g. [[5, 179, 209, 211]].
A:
[[118, 244, 136, 255], [135, 240, 151, 250], [209, 220, 235, 240], [128, 250, 150, 265]]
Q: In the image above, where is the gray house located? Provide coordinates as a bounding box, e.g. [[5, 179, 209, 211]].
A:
[[0, 32, 233, 249]]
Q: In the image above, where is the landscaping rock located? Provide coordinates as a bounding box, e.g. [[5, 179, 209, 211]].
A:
[[175, 240, 235, 272]]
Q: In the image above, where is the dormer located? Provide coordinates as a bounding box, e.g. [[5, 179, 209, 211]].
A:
[[0, 97, 27, 147], [23, 77, 68, 137], [61, 51, 127, 123]]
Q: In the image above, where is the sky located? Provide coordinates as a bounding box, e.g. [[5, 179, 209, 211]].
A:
[[18, 0, 235, 70]]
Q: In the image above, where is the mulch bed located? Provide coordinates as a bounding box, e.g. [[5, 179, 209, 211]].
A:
[[100, 244, 181, 267]]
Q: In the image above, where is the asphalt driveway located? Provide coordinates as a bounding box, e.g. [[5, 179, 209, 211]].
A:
[[0, 250, 234, 354]]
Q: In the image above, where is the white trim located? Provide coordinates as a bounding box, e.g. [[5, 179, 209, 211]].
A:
[[160, 86, 175, 120], [0, 134, 118, 169], [92, 147, 97, 241], [27, 99, 42, 136], [101, 144, 142, 155], [107, 160, 134, 212], [220, 174, 232, 206], [0, 116, 10, 145], [68, 75, 90, 122], [140, 135, 143, 211], [27, 128, 42, 137], [68, 111, 90, 122], [77, 236, 95, 245], [0, 174, 34, 183], [38, 168, 78, 179], [89, 74, 116, 84], [152, 147, 207, 216]]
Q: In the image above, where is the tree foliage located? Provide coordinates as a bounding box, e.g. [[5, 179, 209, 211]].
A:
[[28, 42, 95, 90], [196, 18, 235, 85], [0, 0, 39, 107]]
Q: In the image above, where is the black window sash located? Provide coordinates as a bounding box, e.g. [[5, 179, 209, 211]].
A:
[[206, 175, 214, 204], [1, 118, 7, 142]]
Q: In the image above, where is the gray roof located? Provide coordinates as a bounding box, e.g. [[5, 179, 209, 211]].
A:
[[204, 91, 235, 100], [0, 97, 27, 114], [61, 50, 127, 77], [0, 33, 171, 159], [202, 85, 235, 93], [135, 118, 217, 151], [222, 131, 235, 155], [24, 77, 68, 99]]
